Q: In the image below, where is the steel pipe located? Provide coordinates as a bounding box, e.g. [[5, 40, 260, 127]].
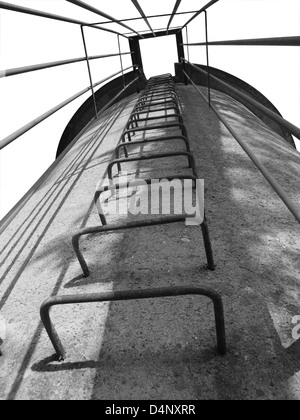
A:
[[204, 11, 211, 106], [123, 26, 182, 36], [0, 0, 92, 25], [167, 0, 182, 33], [0, 53, 132, 79], [180, 0, 219, 30], [0, 1, 128, 37], [66, 0, 144, 38], [40, 286, 226, 360], [131, 0, 156, 37], [0, 66, 135, 150], [91, 10, 199, 26], [117, 36, 126, 88], [182, 59, 300, 141], [183, 36, 300, 47], [81, 26, 98, 119], [183, 69, 300, 226], [0, 74, 141, 237]]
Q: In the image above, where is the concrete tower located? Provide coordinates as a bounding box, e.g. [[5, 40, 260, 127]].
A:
[[1, 0, 300, 401]]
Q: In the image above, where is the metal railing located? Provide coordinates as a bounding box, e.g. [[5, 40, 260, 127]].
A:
[[180, 0, 219, 30], [183, 35, 300, 47], [179, 0, 300, 227], [0, 1, 140, 152], [0, 66, 136, 151], [66, 0, 144, 38], [180, 4, 300, 142], [180, 1, 300, 144], [0, 1, 130, 37], [181, 59, 300, 142], [0, 74, 141, 236], [89, 10, 200, 26], [0, 52, 133, 79], [0, 0, 147, 235], [182, 67, 300, 225], [0, 0, 223, 155], [131, 0, 156, 37]]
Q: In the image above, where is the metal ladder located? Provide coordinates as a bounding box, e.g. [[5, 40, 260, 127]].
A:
[[40, 74, 226, 361]]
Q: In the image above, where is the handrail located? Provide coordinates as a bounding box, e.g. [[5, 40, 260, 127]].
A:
[[167, 0, 182, 33], [0, 74, 141, 234], [66, 0, 144, 39], [181, 59, 300, 141], [80, 26, 99, 118], [180, 0, 219, 30], [0, 66, 136, 151], [183, 36, 300, 47], [131, 0, 156, 37], [0, 1, 128, 38], [123, 26, 182, 36], [183, 69, 300, 225], [91, 10, 199, 26], [0, 52, 133, 79], [117, 36, 126, 88]]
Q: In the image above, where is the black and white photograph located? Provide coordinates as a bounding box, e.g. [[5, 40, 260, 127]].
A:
[[0, 0, 300, 402]]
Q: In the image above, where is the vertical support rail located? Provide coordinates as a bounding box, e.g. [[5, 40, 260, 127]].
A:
[[183, 68, 300, 226], [186, 27, 190, 64], [167, 0, 183, 34], [117, 35, 126, 88], [185, 26, 192, 82], [131, 0, 156, 37], [182, 31, 188, 87], [81, 25, 98, 119], [204, 11, 211, 107]]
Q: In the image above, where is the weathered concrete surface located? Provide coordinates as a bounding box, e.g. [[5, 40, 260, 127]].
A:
[[1, 85, 300, 400]]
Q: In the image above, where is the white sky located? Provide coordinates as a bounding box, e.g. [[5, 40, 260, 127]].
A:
[[0, 0, 300, 219]]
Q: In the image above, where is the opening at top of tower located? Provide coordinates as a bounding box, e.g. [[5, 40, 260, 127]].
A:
[[139, 35, 178, 78]]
